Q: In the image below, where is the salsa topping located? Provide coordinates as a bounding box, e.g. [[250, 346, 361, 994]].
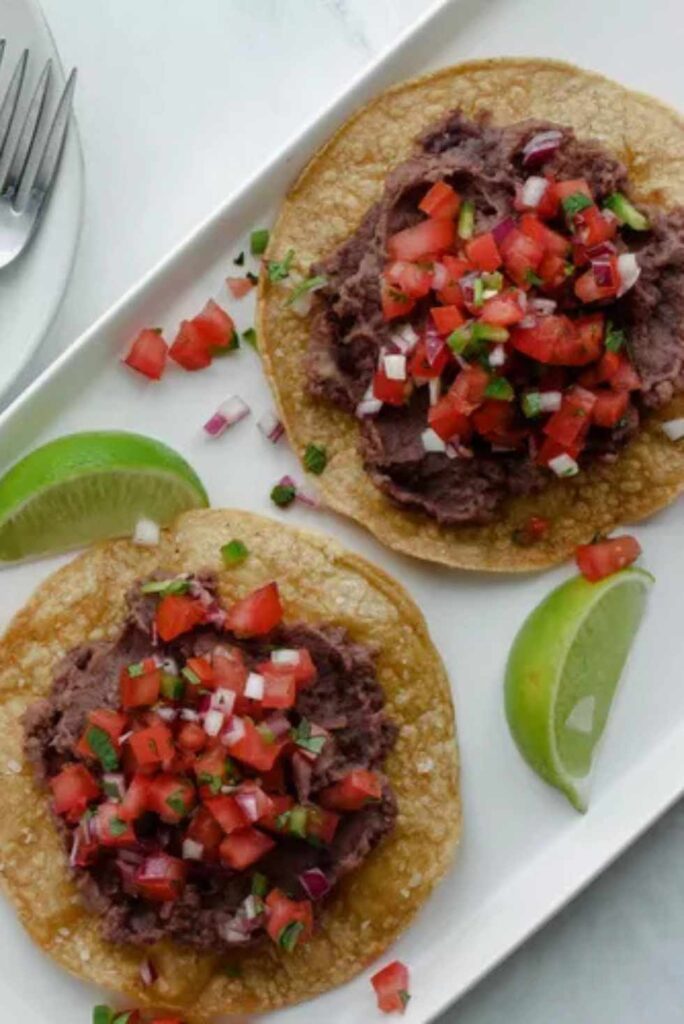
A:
[[24, 572, 397, 953], [307, 112, 684, 526]]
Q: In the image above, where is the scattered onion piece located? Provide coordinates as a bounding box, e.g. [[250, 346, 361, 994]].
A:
[[139, 957, 158, 987], [257, 410, 284, 443], [133, 518, 160, 547], [617, 253, 641, 296], [548, 453, 579, 477], [421, 428, 447, 453], [298, 867, 331, 900], [203, 395, 250, 438], [661, 417, 684, 441]]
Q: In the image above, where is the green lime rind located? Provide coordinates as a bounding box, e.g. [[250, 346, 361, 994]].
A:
[[505, 568, 653, 812], [0, 431, 209, 562]]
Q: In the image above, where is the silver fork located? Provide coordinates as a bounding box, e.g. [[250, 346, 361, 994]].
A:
[[0, 42, 76, 269]]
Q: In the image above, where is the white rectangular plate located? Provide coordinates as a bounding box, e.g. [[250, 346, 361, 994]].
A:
[[1, 1, 684, 1021]]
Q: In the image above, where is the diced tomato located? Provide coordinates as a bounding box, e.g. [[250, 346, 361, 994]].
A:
[[371, 961, 410, 1015], [472, 400, 526, 448], [259, 666, 297, 709], [536, 436, 582, 467], [194, 746, 233, 795], [129, 722, 175, 771], [536, 177, 561, 220], [388, 218, 455, 262], [574, 258, 620, 303], [430, 305, 465, 334], [76, 708, 129, 761], [147, 774, 196, 824], [226, 718, 283, 772], [575, 535, 642, 582], [225, 582, 283, 637], [380, 277, 415, 321], [578, 349, 621, 388], [306, 804, 340, 845], [287, 648, 317, 688], [428, 395, 472, 442], [610, 353, 641, 391], [169, 320, 212, 371], [436, 254, 472, 305], [135, 853, 187, 902], [408, 338, 449, 380], [465, 232, 501, 272], [183, 657, 214, 687], [95, 802, 137, 848], [50, 764, 100, 823], [480, 289, 525, 326], [193, 299, 235, 352], [212, 649, 248, 694], [156, 594, 205, 642], [418, 180, 461, 219], [260, 794, 295, 832], [319, 769, 382, 811], [372, 367, 408, 405], [385, 261, 432, 299], [449, 364, 489, 414], [574, 205, 618, 247], [219, 827, 275, 870], [592, 389, 630, 428], [543, 387, 596, 448], [572, 314, 605, 364], [186, 806, 225, 858], [177, 721, 207, 753], [512, 314, 601, 366], [120, 773, 152, 822], [120, 665, 161, 710], [265, 889, 314, 948], [537, 253, 568, 290], [519, 213, 570, 258], [499, 228, 545, 288], [554, 178, 593, 203], [204, 794, 248, 834], [71, 816, 100, 867], [513, 515, 551, 546], [226, 276, 255, 300], [124, 329, 168, 381]]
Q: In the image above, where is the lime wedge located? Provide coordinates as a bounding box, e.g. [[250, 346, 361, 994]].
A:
[[505, 568, 653, 811], [0, 431, 209, 562]]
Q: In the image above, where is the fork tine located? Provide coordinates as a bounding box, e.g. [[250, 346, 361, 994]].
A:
[[3, 58, 52, 196], [29, 67, 76, 200], [0, 49, 28, 166]]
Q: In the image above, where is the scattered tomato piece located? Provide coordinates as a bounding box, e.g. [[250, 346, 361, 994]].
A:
[[124, 328, 168, 380], [575, 535, 642, 582], [371, 961, 410, 1014]]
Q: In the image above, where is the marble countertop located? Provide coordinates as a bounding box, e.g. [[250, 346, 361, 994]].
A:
[[26, 1, 684, 1021]]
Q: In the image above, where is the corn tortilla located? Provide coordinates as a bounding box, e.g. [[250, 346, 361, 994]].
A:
[[259, 58, 684, 571], [0, 509, 459, 1020]]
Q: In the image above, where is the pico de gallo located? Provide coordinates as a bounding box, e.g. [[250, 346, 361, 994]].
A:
[[24, 571, 397, 955], [308, 111, 684, 528]]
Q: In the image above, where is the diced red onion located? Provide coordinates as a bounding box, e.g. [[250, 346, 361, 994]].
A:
[[203, 709, 224, 737], [271, 648, 298, 666], [102, 773, 126, 801], [235, 791, 259, 823], [521, 176, 549, 208], [296, 487, 321, 509], [133, 518, 160, 547], [204, 604, 227, 628], [591, 257, 618, 289], [529, 297, 556, 316], [617, 253, 641, 296], [421, 428, 446, 453], [139, 958, 158, 987], [182, 838, 204, 861], [211, 688, 236, 714], [429, 378, 441, 406], [383, 353, 407, 381], [425, 324, 446, 365], [245, 672, 264, 701], [522, 130, 563, 167], [298, 868, 331, 900], [257, 410, 284, 444], [430, 261, 449, 290], [492, 216, 516, 244], [661, 418, 684, 442], [156, 706, 177, 723], [203, 395, 250, 438], [263, 712, 291, 738], [459, 272, 478, 304], [356, 385, 382, 418], [279, 474, 296, 491], [222, 715, 246, 747], [488, 344, 506, 368], [539, 391, 562, 412], [548, 452, 579, 477]]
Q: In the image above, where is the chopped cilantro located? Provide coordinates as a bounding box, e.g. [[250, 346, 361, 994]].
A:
[[252, 872, 268, 897], [127, 660, 145, 678], [561, 192, 593, 218], [108, 816, 128, 838], [523, 268, 543, 287], [140, 577, 190, 597], [221, 539, 249, 568], [267, 248, 295, 282], [605, 323, 626, 353], [198, 772, 223, 796], [292, 718, 326, 756], [303, 443, 327, 475], [286, 274, 327, 307], [521, 391, 543, 418], [484, 376, 514, 402], [275, 810, 291, 830], [250, 228, 270, 256], [242, 327, 258, 350], [86, 726, 119, 771], [93, 1006, 114, 1024], [166, 792, 189, 818], [233, 251, 245, 266], [279, 920, 304, 952], [271, 482, 296, 508], [160, 673, 185, 700]]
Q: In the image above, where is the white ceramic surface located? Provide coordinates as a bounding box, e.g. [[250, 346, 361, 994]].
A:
[[3, 2, 684, 1024], [0, 0, 82, 400]]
